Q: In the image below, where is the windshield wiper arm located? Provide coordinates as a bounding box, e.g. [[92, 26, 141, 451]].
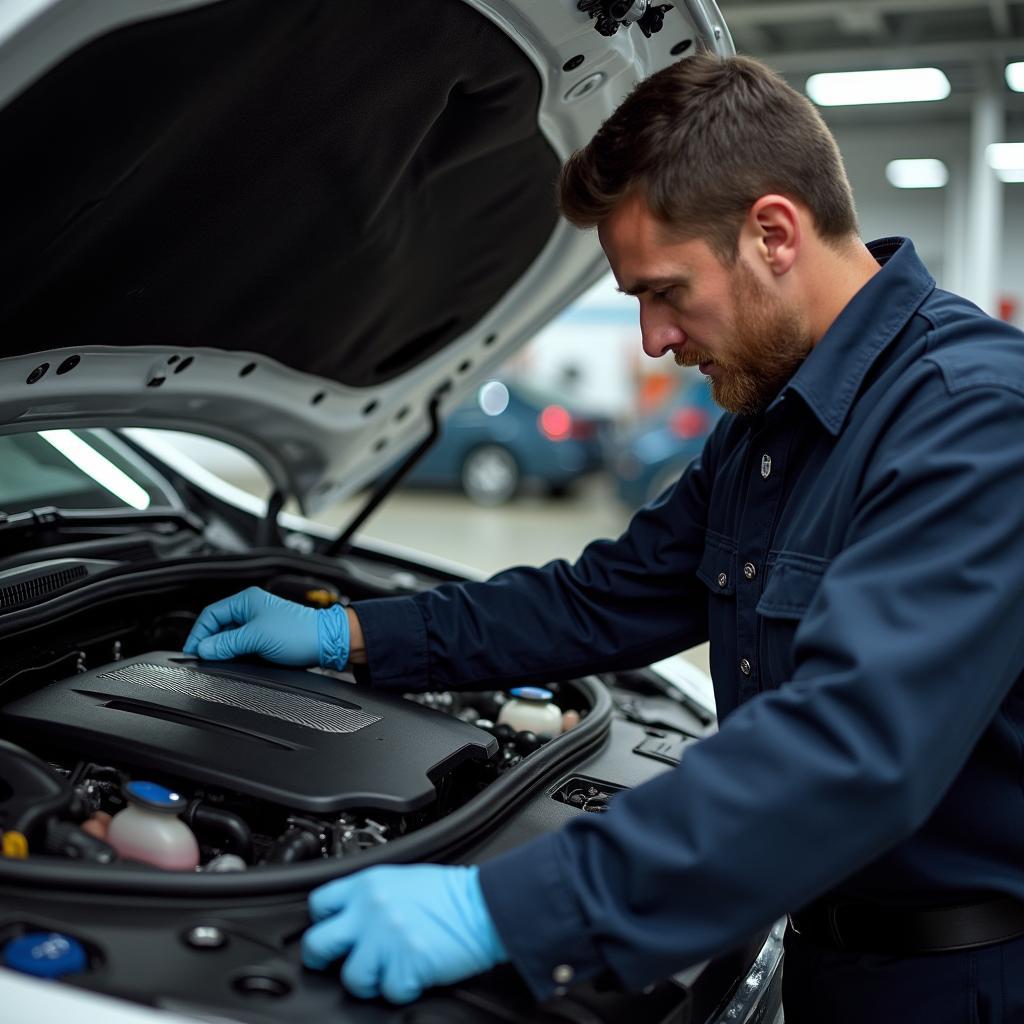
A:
[[0, 505, 204, 537]]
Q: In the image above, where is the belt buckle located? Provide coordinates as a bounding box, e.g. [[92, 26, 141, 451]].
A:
[[787, 905, 848, 949]]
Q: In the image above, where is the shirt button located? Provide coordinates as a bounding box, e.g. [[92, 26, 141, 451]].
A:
[[743, 562, 757, 580], [553, 964, 575, 985], [739, 658, 752, 676], [717, 572, 728, 588], [761, 454, 772, 479]]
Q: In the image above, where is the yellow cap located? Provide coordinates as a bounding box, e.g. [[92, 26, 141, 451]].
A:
[[2, 831, 28, 858], [304, 588, 338, 608]]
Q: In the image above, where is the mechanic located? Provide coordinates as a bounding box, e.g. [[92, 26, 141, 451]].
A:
[[184, 54, 1024, 1022]]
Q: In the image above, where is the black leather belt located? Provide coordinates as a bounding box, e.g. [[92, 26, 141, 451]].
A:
[[787, 895, 1024, 955]]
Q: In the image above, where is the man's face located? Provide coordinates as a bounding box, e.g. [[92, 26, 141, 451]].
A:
[[599, 195, 813, 416]]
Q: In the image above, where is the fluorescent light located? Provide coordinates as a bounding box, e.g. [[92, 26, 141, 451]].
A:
[[806, 68, 951, 106], [987, 143, 1024, 183], [886, 159, 948, 189], [1007, 62, 1024, 93], [988, 143, 1024, 169], [39, 429, 151, 510]]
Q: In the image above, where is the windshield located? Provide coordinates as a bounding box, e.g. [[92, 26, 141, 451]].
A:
[[0, 430, 178, 514]]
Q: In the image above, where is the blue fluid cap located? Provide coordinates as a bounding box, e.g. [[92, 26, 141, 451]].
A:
[[3, 932, 87, 978], [509, 686, 553, 702], [124, 780, 187, 813]]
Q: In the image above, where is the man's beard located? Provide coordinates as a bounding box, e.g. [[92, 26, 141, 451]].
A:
[[675, 261, 813, 416]]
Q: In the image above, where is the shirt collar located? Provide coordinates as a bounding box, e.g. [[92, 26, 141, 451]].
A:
[[775, 237, 935, 436]]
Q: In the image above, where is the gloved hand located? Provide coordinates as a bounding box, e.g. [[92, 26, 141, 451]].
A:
[[183, 587, 350, 670], [302, 864, 508, 1004]]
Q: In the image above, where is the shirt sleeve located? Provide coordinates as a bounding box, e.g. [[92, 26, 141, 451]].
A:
[[479, 371, 1024, 998], [351, 430, 719, 692]]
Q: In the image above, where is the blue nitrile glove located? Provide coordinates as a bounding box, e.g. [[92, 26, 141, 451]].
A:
[[183, 587, 350, 670], [302, 864, 508, 1004]]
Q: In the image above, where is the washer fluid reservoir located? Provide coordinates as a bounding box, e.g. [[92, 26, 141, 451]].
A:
[[497, 687, 563, 738], [107, 781, 200, 870]]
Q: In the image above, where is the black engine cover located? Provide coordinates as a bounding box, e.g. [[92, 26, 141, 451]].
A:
[[1, 652, 497, 814]]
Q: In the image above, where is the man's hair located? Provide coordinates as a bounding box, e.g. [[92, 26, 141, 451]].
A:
[[559, 53, 858, 261]]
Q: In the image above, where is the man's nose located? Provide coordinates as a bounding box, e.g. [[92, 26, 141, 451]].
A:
[[640, 307, 684, 359]]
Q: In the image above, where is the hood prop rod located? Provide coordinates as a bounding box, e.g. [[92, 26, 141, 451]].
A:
[[327, 389, 446, 557], [259, 488, 286, 547]]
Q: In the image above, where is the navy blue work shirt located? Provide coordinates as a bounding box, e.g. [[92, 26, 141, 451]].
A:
[[352, 238, 1024, 999]]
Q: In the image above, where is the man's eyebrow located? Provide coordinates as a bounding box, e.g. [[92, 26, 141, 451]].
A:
[[616, 277, 688, 297]]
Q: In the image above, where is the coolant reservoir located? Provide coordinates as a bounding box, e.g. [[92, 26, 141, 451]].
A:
[[497, 687, 562, 739], [106, 781, 200, 870]]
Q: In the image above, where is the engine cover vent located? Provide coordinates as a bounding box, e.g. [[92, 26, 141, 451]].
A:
[[98, 663, 381, 735], [2, 652, 497, 814]]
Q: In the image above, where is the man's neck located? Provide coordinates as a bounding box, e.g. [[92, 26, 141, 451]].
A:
[[805, 239, 882, 346]]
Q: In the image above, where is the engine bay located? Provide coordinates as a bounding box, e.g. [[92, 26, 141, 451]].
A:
[[0, 555, 739, 1022], [0, 567, 592, 874], [0, 662, 585, 871], [3, 653, 498, 816]]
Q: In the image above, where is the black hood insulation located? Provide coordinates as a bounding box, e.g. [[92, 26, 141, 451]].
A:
[[0, 0, 560, 386]]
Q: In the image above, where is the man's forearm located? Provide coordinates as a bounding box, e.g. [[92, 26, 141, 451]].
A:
[[346, 607, 366, 665]]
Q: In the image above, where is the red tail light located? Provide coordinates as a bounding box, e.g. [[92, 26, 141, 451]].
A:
[[539, 405, 572, 441], [670, 407, 710, 439]]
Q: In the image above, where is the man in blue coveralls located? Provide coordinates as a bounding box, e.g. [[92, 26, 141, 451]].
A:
[[185, 55, 1024, 1021]]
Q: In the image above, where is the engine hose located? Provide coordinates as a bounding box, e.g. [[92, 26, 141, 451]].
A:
[[265, 828, 321, 864], [0, 740, 73, 854], [184, 802, 254, 864]]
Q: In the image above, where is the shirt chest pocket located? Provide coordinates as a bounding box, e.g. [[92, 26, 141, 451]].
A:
[[755, 554, 829, 688]]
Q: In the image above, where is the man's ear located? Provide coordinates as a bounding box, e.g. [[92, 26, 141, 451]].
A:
[[743, 195, 800, 276]]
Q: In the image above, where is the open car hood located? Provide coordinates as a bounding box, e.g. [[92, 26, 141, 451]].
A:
[[0, 0, 732, 512]]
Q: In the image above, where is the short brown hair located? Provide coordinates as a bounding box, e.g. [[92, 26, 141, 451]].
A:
[[559, 53, 857, 261]]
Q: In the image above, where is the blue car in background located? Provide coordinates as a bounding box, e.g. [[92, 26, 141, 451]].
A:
[[401, 379, 609, 505], [613, 374, 722, 508]]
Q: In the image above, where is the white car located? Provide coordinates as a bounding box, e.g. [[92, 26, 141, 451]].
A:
[[0, 1, 783, 1021]]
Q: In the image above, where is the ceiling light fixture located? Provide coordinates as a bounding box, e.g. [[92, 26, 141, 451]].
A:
[[806, 68, 951, 106], [987, 143, 1024, 184], [885, 159, 949, 189]]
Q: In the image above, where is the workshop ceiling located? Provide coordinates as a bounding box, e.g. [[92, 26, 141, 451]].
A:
[[723, 0, 1024, 122]]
